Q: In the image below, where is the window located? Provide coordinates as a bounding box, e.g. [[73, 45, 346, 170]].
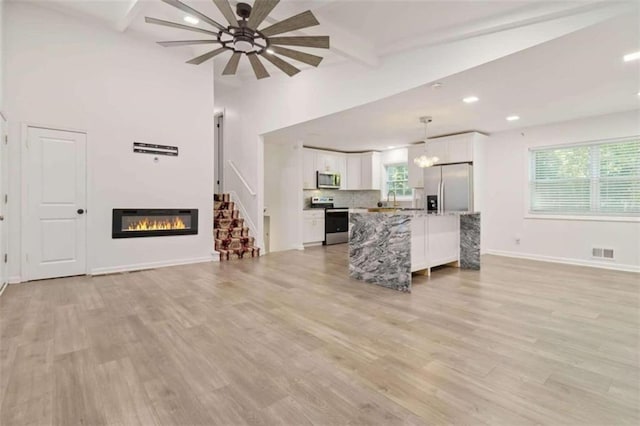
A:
[[529, 138, 640, 216], [385, 163, 412, 197]]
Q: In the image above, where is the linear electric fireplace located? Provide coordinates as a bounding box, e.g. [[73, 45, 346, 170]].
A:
[[112, 209, 198, 238]]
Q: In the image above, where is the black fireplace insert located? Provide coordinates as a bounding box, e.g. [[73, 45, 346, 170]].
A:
[[112, 209, 198, 238]]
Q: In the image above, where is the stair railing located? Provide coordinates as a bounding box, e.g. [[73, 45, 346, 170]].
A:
[[226, 160, 260, 251]]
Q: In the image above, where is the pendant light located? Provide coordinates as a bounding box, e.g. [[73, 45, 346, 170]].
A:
[[413, 116, 439, 168]]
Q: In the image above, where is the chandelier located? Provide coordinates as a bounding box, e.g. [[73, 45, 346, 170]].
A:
[[413, 116, 439, 168]]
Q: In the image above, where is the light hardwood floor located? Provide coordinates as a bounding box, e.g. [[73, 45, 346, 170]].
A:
[[1, 246, 639, 425]]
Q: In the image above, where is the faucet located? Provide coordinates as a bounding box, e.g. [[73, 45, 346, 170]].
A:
[[387, 190, 398, 207]]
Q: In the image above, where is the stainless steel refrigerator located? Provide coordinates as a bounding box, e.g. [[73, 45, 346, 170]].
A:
[[424, 163, 473, 213]]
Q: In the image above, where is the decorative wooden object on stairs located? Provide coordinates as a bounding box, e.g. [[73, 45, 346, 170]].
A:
[[214, 194, 260, 261]]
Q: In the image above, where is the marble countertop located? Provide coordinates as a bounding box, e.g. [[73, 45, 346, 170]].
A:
[[349, 209, 479, 217]]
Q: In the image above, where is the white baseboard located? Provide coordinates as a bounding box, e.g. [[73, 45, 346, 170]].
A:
[[8, 276, 22, 284], [90, 256, 214, 276], [0, 282, 7, 296], [486, 249, 640, 273], [303, 242, 323, 248]]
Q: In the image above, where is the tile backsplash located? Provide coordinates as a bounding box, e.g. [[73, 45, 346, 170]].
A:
[[303, 189, 381, 209]]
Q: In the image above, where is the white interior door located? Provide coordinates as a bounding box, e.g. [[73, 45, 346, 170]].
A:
[[0, 117, 7, 289], [25, 127, 87, 281]]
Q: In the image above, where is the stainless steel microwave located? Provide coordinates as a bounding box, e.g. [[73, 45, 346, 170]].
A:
[[317, 171, 341, 189]]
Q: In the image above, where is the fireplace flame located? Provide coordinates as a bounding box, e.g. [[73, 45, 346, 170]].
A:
[[127, 217, 187, 231]]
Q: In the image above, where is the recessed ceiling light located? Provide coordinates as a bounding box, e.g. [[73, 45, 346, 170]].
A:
[[506, 115, 520, 121], [431, 82, 442, 89], [387, 146, 395, 149], [184, 16, 199, 25], [266, 48, 274, 54], [623, 51, 640, 62], [463, 96, 479, 104]]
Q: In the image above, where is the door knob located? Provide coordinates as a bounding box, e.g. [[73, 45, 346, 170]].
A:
[[77, 209, 85, 215], [0, 215, 4, 221]]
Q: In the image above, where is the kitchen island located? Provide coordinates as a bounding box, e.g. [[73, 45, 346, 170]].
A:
[[349, 210, 480, 292]]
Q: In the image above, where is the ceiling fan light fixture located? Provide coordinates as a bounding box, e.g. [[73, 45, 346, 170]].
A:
[[233, 38, 253, 53], [149, 0, 330, 78]]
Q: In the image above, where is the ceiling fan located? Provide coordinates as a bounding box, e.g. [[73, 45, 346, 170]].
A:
[[146, 0, 330, 79]]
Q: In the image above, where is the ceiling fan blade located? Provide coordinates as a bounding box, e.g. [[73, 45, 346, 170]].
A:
[[268, 36, 329, 49], [247, 0, 280, 30], [186, 47, 228, 65], [269, 46, 323, 67], [145, 17, 219, 37], [158, 40, 221, 47], [260, 10, 319, 37], [247, 54, 270, 79], [260, 52, 300, 77], [212, 0, 238, 27], [222, 52, 242, 75], [161, 0, 226, 32]]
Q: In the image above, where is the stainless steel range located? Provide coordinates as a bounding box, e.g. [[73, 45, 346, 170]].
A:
[[310, 196, 349, 245]]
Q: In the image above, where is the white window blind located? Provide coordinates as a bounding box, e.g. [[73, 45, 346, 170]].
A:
[[530, 138, 640, 216]]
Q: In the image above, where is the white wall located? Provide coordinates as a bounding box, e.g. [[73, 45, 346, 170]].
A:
[[6, 2, 215, 280], [484, 110, 640, 272], [213, 4, 626, 249], [264, 141, 303, 252], [0, 0, 4, 110]]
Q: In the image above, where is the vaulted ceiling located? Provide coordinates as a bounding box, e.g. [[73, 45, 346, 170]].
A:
[[22, 0, 616, 81], [263, 11, 640, 150], [21, 0, 640, 150]]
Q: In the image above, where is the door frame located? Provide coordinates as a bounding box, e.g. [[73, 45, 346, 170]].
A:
[[0, 112, 7, 293], [214, 113, 224, 194], [21, 123, 89, 282]]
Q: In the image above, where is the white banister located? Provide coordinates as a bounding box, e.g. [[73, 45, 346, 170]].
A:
[[227, 160, 256, 196]]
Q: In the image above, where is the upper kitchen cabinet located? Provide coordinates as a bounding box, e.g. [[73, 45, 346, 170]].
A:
[[408, 144, 425, 188], [408, 132, 487, 188], [426, 133, 478, 164], [346, 154, 362, 190], [316, 151, 341, 173], [302, 148, 317, 189], [361, 152, 381, 190], [345, 152, 381, 190], [302, 148, 347, 189]]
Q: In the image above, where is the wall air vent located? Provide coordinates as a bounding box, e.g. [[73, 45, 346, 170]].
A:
[[592, 247, 615, 261]]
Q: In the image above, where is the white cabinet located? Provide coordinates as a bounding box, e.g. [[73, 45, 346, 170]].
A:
[[447, 136, 473, 164], [346, 154, 362, 190], [408, 144, 425, 188], [344, 152, 381, 190], [410, 215, 459, 272], [316, 151, 341, 173], [427, 215, 460, 266], [361, 152, 381, 190], [302, 149, 317, 189], [425, 134, 474, 166], [303, 210, 325, 245], [426, 140, 449, 164]]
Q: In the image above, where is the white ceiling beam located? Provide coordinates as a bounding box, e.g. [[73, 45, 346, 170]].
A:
[[258, 2, 380, 68], [115, 0, 146, 32], [379, 1, 631, 56]]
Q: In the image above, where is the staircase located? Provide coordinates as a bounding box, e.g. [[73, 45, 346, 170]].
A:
[[214, 194, 260, 261]]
